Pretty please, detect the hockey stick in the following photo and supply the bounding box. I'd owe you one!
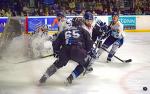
[41,54,54,58]
[14,54,54,64]
[100,47,132,63]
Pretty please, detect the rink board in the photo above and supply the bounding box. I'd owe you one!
[0,16,150,33]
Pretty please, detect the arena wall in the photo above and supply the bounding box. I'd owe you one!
[0,16,150,34]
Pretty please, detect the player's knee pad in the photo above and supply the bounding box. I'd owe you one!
[112,42,120,52]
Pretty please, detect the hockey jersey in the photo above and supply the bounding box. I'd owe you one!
[53,26,94,53]
[82,24,94,37]
[109,21,125,39]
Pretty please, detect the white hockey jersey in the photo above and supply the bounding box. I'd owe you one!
[110,21,125,38]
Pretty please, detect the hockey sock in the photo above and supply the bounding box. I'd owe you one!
[39,64,58,83]
[107,42,119,61]
[46,64,58,77]
[71,65,84,79]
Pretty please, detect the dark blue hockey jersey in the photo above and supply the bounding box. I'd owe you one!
[52,26,94,53]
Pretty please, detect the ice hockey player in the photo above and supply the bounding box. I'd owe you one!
[30,25,53,58]
[82,11,94,37]
[81,19,109,75]
[65,12,97,76]
[54,13,95,75]
[39,17,97,85]
[96,12,125,63]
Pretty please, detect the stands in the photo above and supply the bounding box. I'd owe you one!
[0,0,149,17]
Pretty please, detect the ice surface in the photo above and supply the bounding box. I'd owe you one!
[0,32,150,94]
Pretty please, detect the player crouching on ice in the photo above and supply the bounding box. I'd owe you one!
[30,25,53,58]
[96,12,125,63]
[39,17,97,85]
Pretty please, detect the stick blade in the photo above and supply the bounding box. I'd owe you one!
[125,59,132,63]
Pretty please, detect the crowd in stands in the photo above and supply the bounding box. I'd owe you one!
[0,0,150,17]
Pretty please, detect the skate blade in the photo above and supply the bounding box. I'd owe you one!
[37,81,46,86]
[64,80,71,86]
[83,68,93,76]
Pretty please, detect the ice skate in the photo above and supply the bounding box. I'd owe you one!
[64,75,73,86]
[39,74,48,85]
[83,66,93,76]
[107,58,112,63]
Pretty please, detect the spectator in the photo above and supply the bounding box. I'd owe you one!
[79,9,85,16]
[102,8,109,15]
[70,9,77,16]
[92,10,98,16]
[135,7,142,15]
[5,9,12,17]
[69,0,76,10]
[0,0,149,16]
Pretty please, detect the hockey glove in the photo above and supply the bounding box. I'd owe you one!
[96,20,104,27]
[95,20,110,37]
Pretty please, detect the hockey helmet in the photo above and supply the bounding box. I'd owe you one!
[83,12,93,20]
[112,12,119,17]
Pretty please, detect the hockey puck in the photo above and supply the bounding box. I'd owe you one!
[143,87,148,91]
